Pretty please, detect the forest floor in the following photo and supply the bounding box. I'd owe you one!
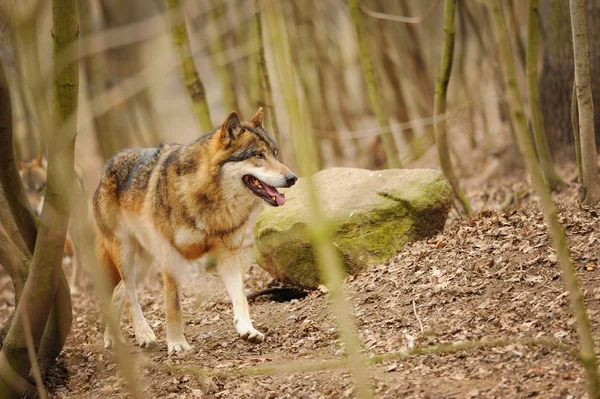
[2,151,600,398]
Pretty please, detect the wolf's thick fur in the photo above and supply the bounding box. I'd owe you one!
[93,109,296,354]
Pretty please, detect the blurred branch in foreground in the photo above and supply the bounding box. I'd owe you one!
[167,0,213,132]
[264,1,372,397]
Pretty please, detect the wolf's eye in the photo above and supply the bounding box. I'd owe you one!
[255,153,264,160]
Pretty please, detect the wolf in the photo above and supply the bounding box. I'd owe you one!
[18,155,84,292]
[93,108,297,354]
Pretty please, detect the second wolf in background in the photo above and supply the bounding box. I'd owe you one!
[18,155,88,293]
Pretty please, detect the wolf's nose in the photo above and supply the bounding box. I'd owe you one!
[285,173,298,187]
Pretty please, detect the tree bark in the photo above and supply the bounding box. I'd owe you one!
[208,1,239,114]
[79,0,120,161]
[370,0,423,160]
[434,0,472,216]
[488,2,600,397]
[348,0,402,169]
[526,0,564,191]
[254,3,281,146]
[569,0,600,205]
[0,0,77,394]
[166,0,213,132]
[539,0,600,154]
[0,59,38,254]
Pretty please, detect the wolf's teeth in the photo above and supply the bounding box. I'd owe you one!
[271,196,275,201]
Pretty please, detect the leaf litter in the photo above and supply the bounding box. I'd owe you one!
[0,165,599,398]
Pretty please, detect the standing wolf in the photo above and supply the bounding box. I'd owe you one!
[93,108,297,354]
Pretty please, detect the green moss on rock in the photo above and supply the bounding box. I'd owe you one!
[254,168,452,288]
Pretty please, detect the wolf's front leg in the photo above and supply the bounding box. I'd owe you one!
[163,270,192,354]
[217,249,264,343]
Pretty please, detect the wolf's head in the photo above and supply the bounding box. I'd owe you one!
[18,155,47,217]
[217,108,297,207]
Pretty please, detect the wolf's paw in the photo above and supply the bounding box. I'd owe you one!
[134,325,158,349]
[104,328,121,349]
[167,337,192,355]
[236,320,264,344]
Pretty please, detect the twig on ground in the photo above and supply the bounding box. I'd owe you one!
[147,336,577,379]
[412,300,424,333]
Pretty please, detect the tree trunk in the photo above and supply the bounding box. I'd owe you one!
[434,0,472,215]
[166,0,213,133]
[569,0,600,205]
[0,0,78,394]
[79,0,120,161]
[348,0,402,169]
[488,2,600,397]
[0,60,38,254]
[370,0,423,159]
[208,1,239,114]
[526,0,564,191]
[254,3,281,146]
[539,0,600,155]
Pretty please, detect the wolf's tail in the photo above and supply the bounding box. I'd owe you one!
[96,239,122,295]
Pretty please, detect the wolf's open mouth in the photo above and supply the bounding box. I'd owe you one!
[242,175,285,207]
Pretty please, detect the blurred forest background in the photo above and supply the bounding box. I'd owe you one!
[7,0,598,188]
[1,0,600,397]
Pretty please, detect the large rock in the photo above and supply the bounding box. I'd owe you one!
[254,168,452,288]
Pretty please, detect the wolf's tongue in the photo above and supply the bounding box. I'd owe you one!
[263,184,286,206]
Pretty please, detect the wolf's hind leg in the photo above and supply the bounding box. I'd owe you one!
[104,280,125,348]
[163,269,192,354]
[216,249,264,343]
[121,239,157,349]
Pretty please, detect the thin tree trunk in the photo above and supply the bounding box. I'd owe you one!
[166,0,213,133]
[526,0,564,191]
[254,5,281,147]
[488,2,600,397]
[0,0,78,394]
[0,189,29,270]
[78,0,120,161]
[372,0,423,160]
[12,7,48,159]
[348,0,402,169]
[457,0,477,149]
[434,0,472,216]
[208,2,239,113]
[570,0,600,205]
[0,52,38,255]
[0,227,27,300]
[572,83,584,181]
[505,0,527,72]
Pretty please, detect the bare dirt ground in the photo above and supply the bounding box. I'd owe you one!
[1,155,599,398]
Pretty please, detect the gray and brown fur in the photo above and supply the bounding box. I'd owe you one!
[94,108,296,354]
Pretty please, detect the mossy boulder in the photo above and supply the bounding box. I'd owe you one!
[253,167,452,288]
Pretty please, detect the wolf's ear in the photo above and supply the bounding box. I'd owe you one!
[221,111,244,147]
[34,154,47,168]
[249,107,264,128]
